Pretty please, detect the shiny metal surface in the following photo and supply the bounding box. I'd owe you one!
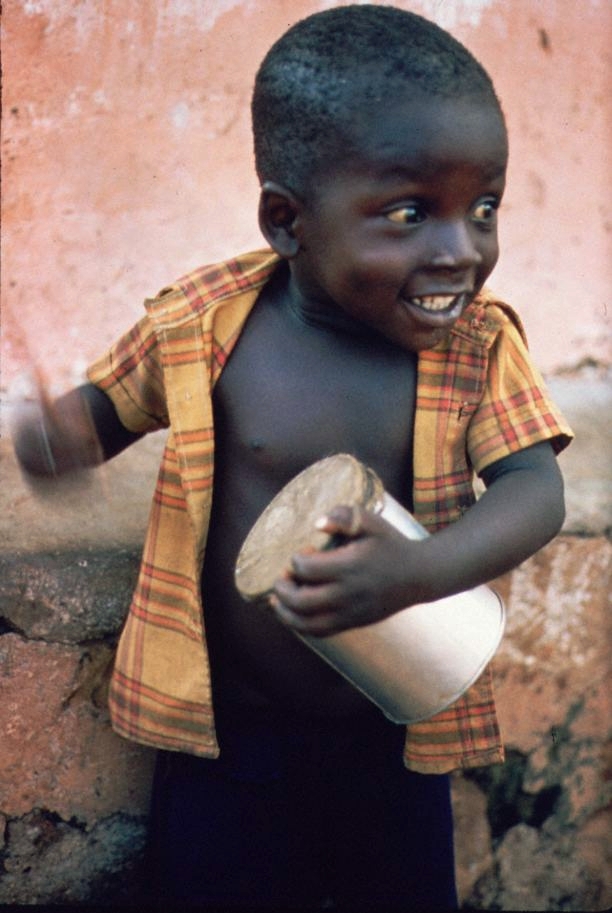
[235,456,505,723]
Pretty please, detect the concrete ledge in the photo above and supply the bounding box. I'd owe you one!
[549,364,612,537]
[0,548,139,643]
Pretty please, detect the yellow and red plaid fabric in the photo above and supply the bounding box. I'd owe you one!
[87,249,572,773]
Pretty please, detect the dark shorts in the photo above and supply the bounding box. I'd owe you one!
[145,701,458,911]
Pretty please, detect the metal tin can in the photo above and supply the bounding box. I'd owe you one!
[235,454,505,723]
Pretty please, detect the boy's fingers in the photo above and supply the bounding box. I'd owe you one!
[315,504,365,538]
[289,506,385,581]
[268,593,342,636]
[288,536,366,582]
[272,575,343,614]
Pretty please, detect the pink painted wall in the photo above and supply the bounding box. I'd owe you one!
[2,0,611,394]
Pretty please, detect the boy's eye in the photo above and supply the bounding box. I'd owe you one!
[386,204,426,225]
[472,198,499,225]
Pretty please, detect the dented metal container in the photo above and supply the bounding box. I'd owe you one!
[235,454,505,723]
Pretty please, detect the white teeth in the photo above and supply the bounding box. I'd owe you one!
[410,295,457,312]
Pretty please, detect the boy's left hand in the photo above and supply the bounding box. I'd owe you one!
[271,441,567,638]
[271,441,564,637]
[270,505,428,637]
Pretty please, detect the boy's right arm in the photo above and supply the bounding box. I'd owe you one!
[12,382,143,478]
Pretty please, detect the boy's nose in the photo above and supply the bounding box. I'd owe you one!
[427,220,483,271]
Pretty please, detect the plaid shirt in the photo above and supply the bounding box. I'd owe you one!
[88,249,572,773]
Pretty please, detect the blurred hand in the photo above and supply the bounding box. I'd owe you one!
[11,369,103,480]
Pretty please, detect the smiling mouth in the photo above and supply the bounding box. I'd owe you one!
[408,294,463,313]
[399,292,472,330]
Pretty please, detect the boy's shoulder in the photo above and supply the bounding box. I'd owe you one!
[451,288,528,350]
[144,249,281,328]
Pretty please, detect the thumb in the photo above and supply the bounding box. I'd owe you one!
[315,503,365,539]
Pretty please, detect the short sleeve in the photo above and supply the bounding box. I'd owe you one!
[86,314,169,434]
[468,307,573,476]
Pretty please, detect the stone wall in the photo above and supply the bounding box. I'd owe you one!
[0,436,163,905]
[451,364,612,911]
[454,538,611,910]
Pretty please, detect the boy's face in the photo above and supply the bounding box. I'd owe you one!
[289,93,508,352]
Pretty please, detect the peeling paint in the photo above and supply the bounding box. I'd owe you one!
[21,0,45,15]
[502,537,612,672]
[170,100,190,131]
[416,0,496,29]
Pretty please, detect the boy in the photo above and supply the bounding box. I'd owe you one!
[13,5,572,910]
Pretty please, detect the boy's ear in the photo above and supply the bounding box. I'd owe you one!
[258,181,302,258]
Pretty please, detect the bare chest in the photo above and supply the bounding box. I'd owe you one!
[202,292,418,715]
[212,295,418,506]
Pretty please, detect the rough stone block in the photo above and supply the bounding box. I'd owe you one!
[0,634,155,902]
[0,548,140,642]
[453,534,612,911]
[0,634,154,821]
[0,810,147,905]
[549,364,612,537]
[451,776,493,904]
[470,823,605,912]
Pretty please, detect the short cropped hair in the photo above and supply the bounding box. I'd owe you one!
[252,4,503,195]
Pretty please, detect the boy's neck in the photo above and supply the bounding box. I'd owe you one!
[283,265,378,342]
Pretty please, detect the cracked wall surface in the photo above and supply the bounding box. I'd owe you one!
[453,531,612,910]
[1,0,611,908]
[0,810,147,906]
